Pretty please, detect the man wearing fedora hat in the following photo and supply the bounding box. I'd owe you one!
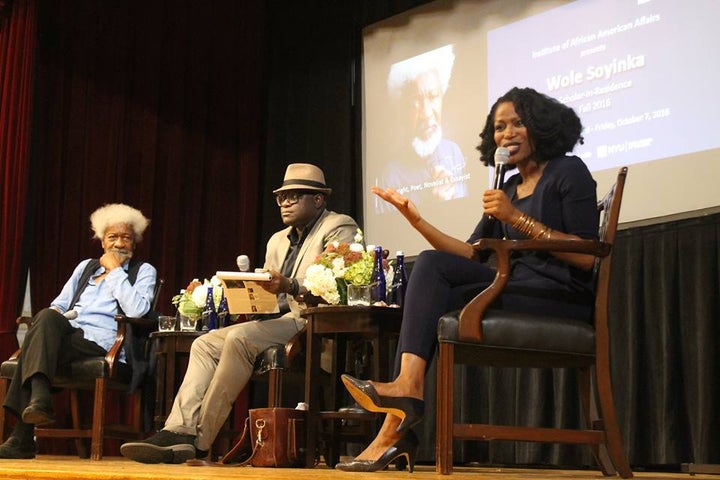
[121,163,359,464]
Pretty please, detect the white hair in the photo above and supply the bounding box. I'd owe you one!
[387,44,455,99]
[90,203,150,242]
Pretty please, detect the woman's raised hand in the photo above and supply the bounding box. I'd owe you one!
[371,186,422,227]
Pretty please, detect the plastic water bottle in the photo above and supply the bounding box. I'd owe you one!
[201,286,217,330]
[370,245,386,303]
[389,251,407,308]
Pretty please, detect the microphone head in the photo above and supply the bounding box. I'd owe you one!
[495,147,510,165]
[494,146,510,165]
[236,255,250,272]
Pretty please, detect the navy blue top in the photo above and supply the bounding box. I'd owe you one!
[468,155,599,295]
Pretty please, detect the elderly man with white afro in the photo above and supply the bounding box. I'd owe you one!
[0,202,157,460]
[90,203,150,242]
[386,44,455,99]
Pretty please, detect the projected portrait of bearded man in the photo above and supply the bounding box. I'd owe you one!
[374,45,468,213]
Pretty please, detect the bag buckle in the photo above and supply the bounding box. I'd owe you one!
[255,418,266,446]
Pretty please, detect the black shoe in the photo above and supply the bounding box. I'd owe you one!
[0,436,36,459]
[335,430,419,472]
[120,430,196,464]
[21,399,56,425]
[341,374,424,433]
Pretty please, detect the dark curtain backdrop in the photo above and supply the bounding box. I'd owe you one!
[27,0,266,317]
[1,0,266,455]
[1,0,718,469]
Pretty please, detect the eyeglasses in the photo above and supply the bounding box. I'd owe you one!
[275,191,313,206]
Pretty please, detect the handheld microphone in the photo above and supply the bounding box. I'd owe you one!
[492,146,510,190]
[479,147,511,239]
[236,255,250,272]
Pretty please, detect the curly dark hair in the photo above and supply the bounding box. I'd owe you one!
[476,87,584,166]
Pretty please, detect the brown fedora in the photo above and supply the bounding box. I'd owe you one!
[273,163,332,195]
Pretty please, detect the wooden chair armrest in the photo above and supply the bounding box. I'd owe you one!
[7,317,33,360]
[472,237,611,258]
[284,325,307,366]
[457,238,611,343]
[104,314,158,377]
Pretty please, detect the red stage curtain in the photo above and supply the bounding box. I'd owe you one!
[0,0,36,359]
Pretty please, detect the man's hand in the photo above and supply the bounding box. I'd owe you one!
[259,269,292,294]
[99,250,129,272]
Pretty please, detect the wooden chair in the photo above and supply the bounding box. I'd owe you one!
[251,326,307,407]
[435,167,632,477]
[0,279,163,460]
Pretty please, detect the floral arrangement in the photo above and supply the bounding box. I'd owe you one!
[171,276,223,320]
[303,229,376,305]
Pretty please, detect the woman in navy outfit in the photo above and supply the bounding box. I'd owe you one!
[337,87,599,472]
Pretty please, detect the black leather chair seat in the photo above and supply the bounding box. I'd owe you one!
[438,308,595,368]
[1,357,133,389]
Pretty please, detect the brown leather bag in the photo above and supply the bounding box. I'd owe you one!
[220,407,306,468]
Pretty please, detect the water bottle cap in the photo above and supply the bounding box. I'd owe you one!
[396,251,404,256]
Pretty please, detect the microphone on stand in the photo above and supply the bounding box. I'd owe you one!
[479,146,511,238]
[236,255,251,272]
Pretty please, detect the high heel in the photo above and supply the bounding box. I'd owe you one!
[335,429,419,472]
[341,374,424,433]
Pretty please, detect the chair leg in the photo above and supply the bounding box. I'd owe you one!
[579,368,616,476]
[90,378,107,461]
[436,343,454,475]
[69,389,89,458]
[595,360,633,478]
[0,378,9,442]
[267,368,282,408]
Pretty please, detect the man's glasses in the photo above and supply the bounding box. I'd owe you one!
[275,191,313,206]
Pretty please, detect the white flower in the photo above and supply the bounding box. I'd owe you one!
[191,284,209,308]
[303,264,341,305]
[331,256,347,277]
[354,228,364,244]
[349,243,364,253]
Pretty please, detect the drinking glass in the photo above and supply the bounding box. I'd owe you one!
[158,315,177,332]
[347,284,372,306]
[179,314,198,332]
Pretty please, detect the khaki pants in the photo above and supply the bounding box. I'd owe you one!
[164,315,304,450]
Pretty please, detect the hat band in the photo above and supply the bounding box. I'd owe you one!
[280,178,328,189]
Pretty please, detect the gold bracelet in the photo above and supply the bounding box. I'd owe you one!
[533,225,547,239]
[512,213,527,231]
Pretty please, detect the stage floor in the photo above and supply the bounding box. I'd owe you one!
[0,457,714,480]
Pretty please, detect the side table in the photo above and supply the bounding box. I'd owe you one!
[301,305,402,468]
[149,330,203,430]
